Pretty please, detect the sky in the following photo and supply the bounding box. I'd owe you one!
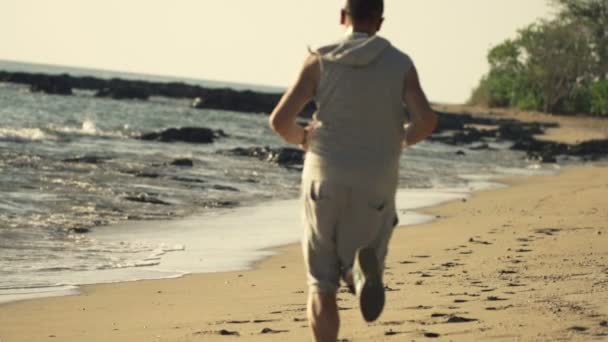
[2,0,555,103]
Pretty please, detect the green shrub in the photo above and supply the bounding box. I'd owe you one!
[590,80,608,116]
[515,92,543,111]
[558,85,592,114]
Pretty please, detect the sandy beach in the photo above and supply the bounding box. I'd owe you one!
[1,112,608,341]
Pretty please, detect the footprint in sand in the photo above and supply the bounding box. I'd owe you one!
[515,249,533,253]
[431,313,449,318]
[535,228,562,237]
[218,329,240,336]
[385,329,404,336]
[260,327,289,334]
[499,269,519,275]
[486,305,514,311]
[445,315,478,323]
[382,321,406,326]
[399,260,417,264]
[405,305,433,310]
[424,332,441,338]
[469,238,492,245]
[252,319,279,324]
[568,326,589,333]
[384,285,400,292]
[508,283,526,287]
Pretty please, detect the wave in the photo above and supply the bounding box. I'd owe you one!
[0,120,132,143]
[48,119,131,139]
[0,127,57,142]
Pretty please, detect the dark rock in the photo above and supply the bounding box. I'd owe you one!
[203,201,238,209]
[124,193,171,206]
[219,147,304,168]
[95,85,149,100]
[170,159,194,167]
[63,155,110,164]
[456,150,466,156]
[212,185,239,192]
[140,127,225,144]
[29,75,73,95]
[69,227,91,234]
[498,122,543,140]
[172,176,205,184]
[135,172,161,179]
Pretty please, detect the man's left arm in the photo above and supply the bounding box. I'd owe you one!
[269,54,320,147]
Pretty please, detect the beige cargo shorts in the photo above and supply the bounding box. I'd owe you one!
[301,177,399,294]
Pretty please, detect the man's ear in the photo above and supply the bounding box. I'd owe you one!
[340,9,347,25]
[377,17,385,31]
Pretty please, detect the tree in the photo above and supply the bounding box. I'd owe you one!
[517,20,594,112]
[553,0,608,80]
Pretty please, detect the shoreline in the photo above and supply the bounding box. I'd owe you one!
[1,163,606,341]
[0,174,507,305]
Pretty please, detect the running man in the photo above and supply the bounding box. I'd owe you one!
[269,1,437,340]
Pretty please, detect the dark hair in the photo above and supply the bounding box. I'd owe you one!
[345,0,384,21]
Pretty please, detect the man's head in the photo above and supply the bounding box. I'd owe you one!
[341,0,384,33]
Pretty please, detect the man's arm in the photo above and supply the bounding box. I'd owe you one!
[269,54,320,147]
[402,66,438,147]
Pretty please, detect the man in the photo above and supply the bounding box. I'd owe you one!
[269,0,437,341]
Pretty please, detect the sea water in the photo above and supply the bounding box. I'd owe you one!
[0,60,553,303]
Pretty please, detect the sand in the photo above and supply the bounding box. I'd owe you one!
[1,112,608,341]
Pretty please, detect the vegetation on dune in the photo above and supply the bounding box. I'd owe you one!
[469,0,608,116]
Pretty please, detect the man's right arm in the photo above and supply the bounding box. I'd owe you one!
[402,66,437,147]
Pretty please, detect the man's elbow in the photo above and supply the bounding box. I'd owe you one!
[418,110,437,138]
[269,114,286,135]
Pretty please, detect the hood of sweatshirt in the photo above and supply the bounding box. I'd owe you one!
[317,32,391,67]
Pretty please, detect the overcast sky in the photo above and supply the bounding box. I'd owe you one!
[2,0,554,103]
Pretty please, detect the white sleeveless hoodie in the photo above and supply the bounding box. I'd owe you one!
[304,32,413,194]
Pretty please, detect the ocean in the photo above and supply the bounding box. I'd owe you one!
[0,60,552,303]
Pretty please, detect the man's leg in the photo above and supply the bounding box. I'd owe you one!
[307,291,339,342]
[301,178,343,341]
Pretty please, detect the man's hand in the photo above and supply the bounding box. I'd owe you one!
[269,54,321,148]
[402,66,437,147]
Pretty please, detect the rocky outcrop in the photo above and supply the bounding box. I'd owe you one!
[218,147,304,169]
[95,85,149,100]
[28,75,73,95]
[0,70,318,116]
[511,137,608,163]
[139,127,227,144]
[430,111,608,163]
